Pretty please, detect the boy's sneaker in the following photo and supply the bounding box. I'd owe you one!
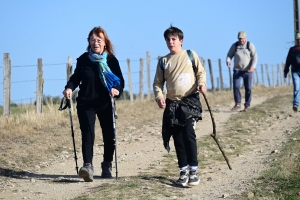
[175,170,189,186]
[293,105,298,112]
[188,169,200,186]
[79,163,93,182]
[101,162,112,178]
[231,103,241,112]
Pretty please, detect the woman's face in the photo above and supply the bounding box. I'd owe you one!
[89,33,106,54]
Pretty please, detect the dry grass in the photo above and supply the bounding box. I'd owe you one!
[235,129,300,199]
[0,102,72,169]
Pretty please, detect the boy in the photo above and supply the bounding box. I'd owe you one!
[153,25,207,186]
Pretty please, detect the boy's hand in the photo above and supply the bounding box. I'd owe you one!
[157,98,166,109]
[197,85,207,94]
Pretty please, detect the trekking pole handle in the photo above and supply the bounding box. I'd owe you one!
[58,97,71,111]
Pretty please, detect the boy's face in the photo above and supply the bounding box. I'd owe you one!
[165,34,183,54]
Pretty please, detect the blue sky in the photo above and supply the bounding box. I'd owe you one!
[0,0,295,104]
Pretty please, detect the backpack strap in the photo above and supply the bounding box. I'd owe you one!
[187,50,196,75]
[247,41,250,51]
[159,50,197,81]
[158,56,165,81]
[234,41,239,52]
[235,41,251,52]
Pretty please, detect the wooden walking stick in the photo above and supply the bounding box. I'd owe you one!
[202,93,232,170]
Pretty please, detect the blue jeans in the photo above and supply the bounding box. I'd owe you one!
[233,70,253,107]
[292,71,300,107]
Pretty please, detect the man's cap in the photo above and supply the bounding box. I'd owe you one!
[296,33,300,40]
[238,31,246,39]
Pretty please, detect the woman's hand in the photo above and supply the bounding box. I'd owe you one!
[63,88,72,99]
[110,88,119,97]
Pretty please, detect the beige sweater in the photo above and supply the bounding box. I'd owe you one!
[153,49,206,101]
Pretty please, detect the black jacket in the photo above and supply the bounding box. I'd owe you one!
[65,52,125,105]
[162,93,202,152]
[284,45,300,75]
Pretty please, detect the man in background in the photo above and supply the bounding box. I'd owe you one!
[226,31,258,112]
[284,33,300,112]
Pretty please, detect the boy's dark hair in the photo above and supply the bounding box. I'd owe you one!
[163,25,184,40]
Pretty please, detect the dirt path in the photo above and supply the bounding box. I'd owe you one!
[0,93,297,200]
[180,94,299,199]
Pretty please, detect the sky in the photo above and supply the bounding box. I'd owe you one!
[0,0,295,105]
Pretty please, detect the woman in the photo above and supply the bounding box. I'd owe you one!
[63,26,124,182]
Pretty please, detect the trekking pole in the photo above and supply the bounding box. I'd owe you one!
[110,95,118,180]
[59,97,79,174]
[201,93,232,170]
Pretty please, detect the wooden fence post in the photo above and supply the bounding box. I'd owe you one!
[67,56,72,80]
[36,58,44,114]
[207,59,215,93]
[252,70,255,86]
[127,59,133,104]
[3,53,11,117]
[146,51,151,100]
[277,64,280,86]
[278,64,283,86]
[272,64,275,87]
[255,69,259,86]
[261,64,264,86]
[265,64,271,87]
[218,59,224,90]
[139,58,144,100]
[282,63,286,86]
[66,56,73,111]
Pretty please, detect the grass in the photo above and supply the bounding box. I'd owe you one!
[234,128,300,199]
[0,85,299,199]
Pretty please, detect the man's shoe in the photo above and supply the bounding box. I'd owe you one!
[231,103,241,112]
[79,163,93,182]
[293,105,298,112]
[188,169,200,186]
[175,170,189,186]
[242,106,248,112]
[101,162,112,178]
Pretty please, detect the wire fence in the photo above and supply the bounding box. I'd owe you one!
[0,52,289,106]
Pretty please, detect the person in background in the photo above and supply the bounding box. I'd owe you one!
[284,33,300,112]
[153,25,207,186]
[226,31,258,112]
[63,26,124,182]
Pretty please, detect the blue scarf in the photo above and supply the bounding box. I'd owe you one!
[88,49,120,92]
